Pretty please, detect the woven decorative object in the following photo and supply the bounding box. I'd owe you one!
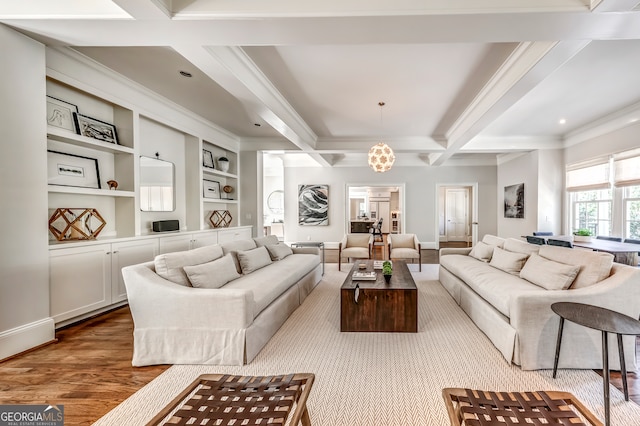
[147,374,315,426]
[209,210,232,228]
[48,208,106,241]
[442,388,603,426]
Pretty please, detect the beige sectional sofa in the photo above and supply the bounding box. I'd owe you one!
[439,235,640,371]
[122,235,322,366]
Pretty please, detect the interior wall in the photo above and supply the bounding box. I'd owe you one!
[240,151,259,236]
[138,117,187,233]
[497,152,539,238]
[536,149,564,234]
[282,165,497,245]
[0,26,54,358]
[565,122,640,165]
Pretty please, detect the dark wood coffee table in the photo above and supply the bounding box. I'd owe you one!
[340,260,417,332]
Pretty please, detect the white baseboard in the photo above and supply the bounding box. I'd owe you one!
[0,317,55,360]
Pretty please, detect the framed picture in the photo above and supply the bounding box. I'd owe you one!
[298,184,329,226]
[47,150,101,189]
[46,96,79,133]
[74,113,118,144]
[203,179,221,199]
[203,149,215,169]
[504,183,524,218]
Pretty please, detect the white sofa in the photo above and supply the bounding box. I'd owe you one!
[122,235,322,366]
[439,235,640,371]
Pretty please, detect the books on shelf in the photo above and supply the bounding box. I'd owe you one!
[352,271,376,281]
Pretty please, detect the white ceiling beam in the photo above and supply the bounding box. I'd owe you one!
[5,11,640,47]
[462,136,563,152]
[431,39,590,166]
[591,0,640,12]
[316,137,444,152]
[111,0,173,19]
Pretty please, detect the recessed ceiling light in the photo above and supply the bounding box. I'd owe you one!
[558,118,567,125]
[179,70,192,78]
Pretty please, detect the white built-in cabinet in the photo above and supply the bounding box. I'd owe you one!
[45,68,250,327]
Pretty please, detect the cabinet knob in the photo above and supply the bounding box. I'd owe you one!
[106,252,111,255]
[113,251,118,254]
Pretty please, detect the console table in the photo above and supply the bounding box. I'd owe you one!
[551,302,640,426]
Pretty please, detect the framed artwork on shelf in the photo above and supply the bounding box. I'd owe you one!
[203,149,215,169]
[47,150,101,189]
[46,96,79,133]
[73,113,118,144]
[203,179,221,199]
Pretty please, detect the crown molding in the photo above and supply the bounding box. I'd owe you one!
[562,100,640,147]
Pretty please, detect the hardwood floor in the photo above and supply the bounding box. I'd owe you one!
[0,307,169,425]
[1,302,639,425]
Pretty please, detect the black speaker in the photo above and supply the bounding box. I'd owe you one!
[152,220,180,232]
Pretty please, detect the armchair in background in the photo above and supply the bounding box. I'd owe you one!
[388,233,422,271]
[338,234,373,271]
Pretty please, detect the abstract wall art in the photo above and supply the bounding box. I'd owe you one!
[298,184,329,226]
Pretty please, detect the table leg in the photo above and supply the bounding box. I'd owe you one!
[617,333,629,401]
[301,405,312,426]
[553,317,565,379]
[602,331,610,426]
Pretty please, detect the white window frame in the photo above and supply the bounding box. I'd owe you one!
[570,190,613,236]
[623,186,640,240]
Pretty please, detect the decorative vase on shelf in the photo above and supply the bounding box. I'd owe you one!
[217,157,230,173]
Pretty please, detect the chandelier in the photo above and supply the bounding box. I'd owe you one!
[367,102,395,173]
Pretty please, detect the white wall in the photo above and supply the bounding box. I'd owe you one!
[0,26,54,359]
[282,165,497,245]
[497,153,538,238]
[565,122,640,165]
[138,117,187,232]
[537,149,564,234]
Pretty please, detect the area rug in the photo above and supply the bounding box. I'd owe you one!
[96,264,640,425]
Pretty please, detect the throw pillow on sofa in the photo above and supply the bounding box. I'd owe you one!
[237,246,273,274]
[489,247,529,275]
[503,238,541,255]
[183,254,241,289]
[469,241,494,262]
[266,243,293,261]
[482,234,506,248]
[154,244,224,287]
[519,253,580,290]
[537,245,613,289]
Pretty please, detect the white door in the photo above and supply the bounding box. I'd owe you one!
[445,188,468,241]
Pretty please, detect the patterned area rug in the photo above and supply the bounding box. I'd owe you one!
[96,264,640,425]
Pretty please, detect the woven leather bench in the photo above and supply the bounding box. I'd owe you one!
[442,388,603,426]
[147,373,315,426]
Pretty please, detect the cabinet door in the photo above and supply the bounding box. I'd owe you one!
[50,244,112,324]
[190,231,218,248]
[218,227,252,243]
[158,234,192,254]
[111,239,159,302]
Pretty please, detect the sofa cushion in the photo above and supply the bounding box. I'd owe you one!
[503,238,541,256]
[266,243,293,261]
[390,247,419,259]
[224,253,320,317]
[482,234,506,248]
[222,239,258,273]
[391,234,415,248]
[519,253,580,290]
[254,235,279,247]
[538,245,614,289]
[154,244,224,286]
[183,254,241,289]
[440,254,543,317]
[489,247,529,275]
[237,246,272,274]
[469,241,494,262]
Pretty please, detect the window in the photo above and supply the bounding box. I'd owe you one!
[624,186,640,240]
[571,189,612,236]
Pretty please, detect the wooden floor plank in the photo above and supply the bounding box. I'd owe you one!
[1,299,638,425]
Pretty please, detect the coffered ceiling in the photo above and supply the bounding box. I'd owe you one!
[3,0,640,167]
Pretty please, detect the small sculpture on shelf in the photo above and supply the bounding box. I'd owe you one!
[107,180,118,190]
[217,156,230,173]
[209,210,233,228]
[223,185,234,199]
[48,208,106,241]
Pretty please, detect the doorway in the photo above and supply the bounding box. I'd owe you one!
[436,183,478,248]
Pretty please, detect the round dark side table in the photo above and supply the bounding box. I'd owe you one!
[551,302,640,426]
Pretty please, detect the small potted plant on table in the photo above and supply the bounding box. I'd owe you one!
[382,260,392,284]
[573,228,592,242]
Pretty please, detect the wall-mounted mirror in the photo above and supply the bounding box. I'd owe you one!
[139,156,175,212]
